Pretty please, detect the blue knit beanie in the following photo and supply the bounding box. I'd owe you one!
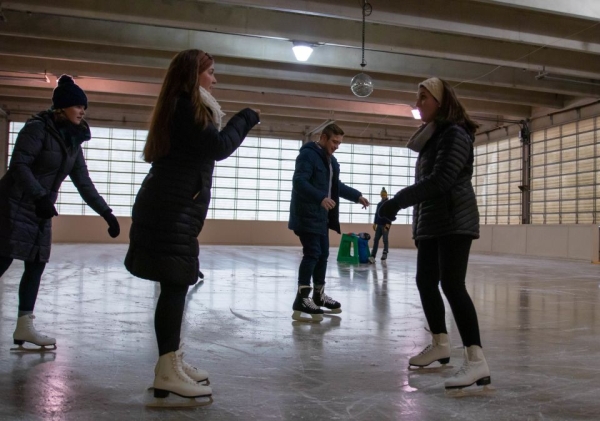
[52,75,88,110]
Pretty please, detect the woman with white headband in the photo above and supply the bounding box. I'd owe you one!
[379,77,489,392]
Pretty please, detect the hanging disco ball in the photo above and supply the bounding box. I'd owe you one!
[350,72,374,97]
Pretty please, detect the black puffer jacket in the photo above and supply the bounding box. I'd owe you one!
[395,122,479,240]
[124,96,260,286]
[0,112,111,262]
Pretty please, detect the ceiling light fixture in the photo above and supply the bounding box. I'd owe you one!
[292,42,314,62]
[350,0,373,97]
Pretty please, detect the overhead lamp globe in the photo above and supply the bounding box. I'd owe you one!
[292,43,314,62]
[350,72,374,97]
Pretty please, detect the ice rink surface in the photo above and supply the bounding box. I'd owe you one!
[1,244,599,420]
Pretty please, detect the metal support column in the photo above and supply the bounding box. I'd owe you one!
[518,120,531,224]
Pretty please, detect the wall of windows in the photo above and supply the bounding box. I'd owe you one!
[530,117,599,224]
[8,122,417,223]
[336,143,416,224]
[473,136,523,224]
[8,123,150,217]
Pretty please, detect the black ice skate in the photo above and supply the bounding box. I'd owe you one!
[313,285,342,314]
[292,286,324,323]
[381,251,388,261]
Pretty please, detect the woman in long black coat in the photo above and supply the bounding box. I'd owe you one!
[0,75,120,350]
[380,77,490,392]
[124,49,260,402]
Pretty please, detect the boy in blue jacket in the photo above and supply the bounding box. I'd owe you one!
[288,124,369,322]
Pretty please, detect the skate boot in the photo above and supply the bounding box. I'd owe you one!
[12,314,57,351]
[381,251,388,261]
[368,255,375,264]
[313,284,342,314]
[292,285,324,323]
[155,346,209,385]
[151,349,213,406]
[408,333,450,368]
[445,345,491,392]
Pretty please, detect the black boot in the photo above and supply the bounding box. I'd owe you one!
[313,285,342,314]
[292,286,324,322]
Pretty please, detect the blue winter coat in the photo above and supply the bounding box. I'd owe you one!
[288,142,362,235]
[0,112,111,262]
[124,95,260,286]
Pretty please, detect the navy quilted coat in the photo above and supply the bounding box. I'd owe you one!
[395,122,480,240]
[124,96,260,286]
[288,141,362,235]
[0,112,111,262]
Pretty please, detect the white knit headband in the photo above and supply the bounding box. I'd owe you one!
[418,77,444,104]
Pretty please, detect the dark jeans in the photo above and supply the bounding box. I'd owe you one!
[371,225,389,257]
[416,235,482,347]
[295,231,329,287]
[0,256,47,313]
[155,282,189,356]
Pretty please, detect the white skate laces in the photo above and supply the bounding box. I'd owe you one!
[26,315,50,339]
[320,293,337,306]
[416,344,433,356]
[171,351,196,385]
[303,297,321,310]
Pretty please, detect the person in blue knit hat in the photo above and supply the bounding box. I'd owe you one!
[0,74,120,351]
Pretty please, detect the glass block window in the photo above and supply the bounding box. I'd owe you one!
[473,136,523,224]
[8,123,417,223]
[530,117,599,224]
[335,143,417,224]
[209,136,302,221]
[8,123,150,216]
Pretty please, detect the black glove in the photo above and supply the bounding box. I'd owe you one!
[102,210,120,238]
[35,195,58,219]
[378,197,402,222]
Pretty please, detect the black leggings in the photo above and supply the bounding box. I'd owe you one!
[416,235,482,347]
[155,282,189,356]
[0,256,47,313]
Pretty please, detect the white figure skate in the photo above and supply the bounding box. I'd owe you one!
[445,345,494,397]
[12,314,57,352]
[408,333,451,372]
[146,350,213,408]
[153,351,209,385]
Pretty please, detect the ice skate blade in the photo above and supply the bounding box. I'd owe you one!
[291,311,323,323]
[408,363,452,373]
[146,395,213,408]
[11,343,57,352]
[445,385,495,398]
[322,308,342,314]
[147,378,210,391]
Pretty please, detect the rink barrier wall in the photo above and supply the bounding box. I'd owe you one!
[51,216,600,262]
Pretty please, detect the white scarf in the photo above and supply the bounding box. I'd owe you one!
[199,86,226,130]
[406,122,437,152]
